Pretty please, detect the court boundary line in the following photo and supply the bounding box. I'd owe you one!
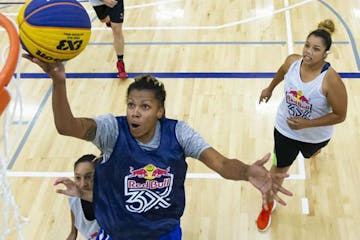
[6,85,52,169]
[2,0,358,69]
[15,72,360,79]
[319,0,360,71]
[284,0,294,54]
[6,167,304,180]
[86,41,350,45]
[94,0,314,31]
[1,0,314,30]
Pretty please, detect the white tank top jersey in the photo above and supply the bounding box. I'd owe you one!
[68,197,100,240]
[275,58,333,143]
[89,0,104,7]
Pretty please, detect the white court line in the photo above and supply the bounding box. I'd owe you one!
[295,154,309,215]
[5,171,304,179]
[284,0,295,54]
[0,0,313,32]
[93,0,314,31]
[85,0,181,15]
[6,155,305,179]
[5,171,222,178]
[6,171,223,178]
[0,0,181,17]
[126,0,181,9]
[301,197,309,214]
[291,152,306,180]
[7,155,309,214]
[283,0,308,209]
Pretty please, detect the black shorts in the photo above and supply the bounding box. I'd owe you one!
[273,128,330,168]
[93,1,124,23]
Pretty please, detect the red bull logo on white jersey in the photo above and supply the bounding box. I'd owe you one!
[286,89,312,119]
[89,231,99,240]
[124,164,174,213]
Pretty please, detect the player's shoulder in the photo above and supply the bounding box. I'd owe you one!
[282,54,301,72]
[286,53,302,62]
[324,66,342,85]
[285,54,301,65]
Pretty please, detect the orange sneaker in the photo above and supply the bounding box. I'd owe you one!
[256,200,277,232]
[116,60,128,79]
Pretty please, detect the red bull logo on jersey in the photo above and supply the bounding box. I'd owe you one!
[129,164,170,180]
[124,164,174,213]
[286,89,312,119]
[88,231,98,240]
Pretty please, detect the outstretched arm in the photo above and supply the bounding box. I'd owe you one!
[54,177,93,202]
[199,148,292,209]
[22,54,97,141]
[259,54,301,103]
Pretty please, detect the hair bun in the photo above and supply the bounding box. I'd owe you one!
[318,19,335,34]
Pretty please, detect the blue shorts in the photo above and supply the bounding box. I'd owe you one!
[96,224,182,240]
[160,224,182,240]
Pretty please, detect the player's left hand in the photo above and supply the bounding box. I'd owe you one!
[54,177,81,197]
[248,153,293,210]
[287,116,308,130]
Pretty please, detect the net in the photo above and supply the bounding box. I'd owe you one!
[0,13,27,240]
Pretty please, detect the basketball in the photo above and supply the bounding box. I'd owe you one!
[16,0,91,63]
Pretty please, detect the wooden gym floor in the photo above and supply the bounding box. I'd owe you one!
[1,0,360,239]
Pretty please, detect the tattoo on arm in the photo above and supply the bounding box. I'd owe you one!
[80,118,97,141]
[84,126,96,141]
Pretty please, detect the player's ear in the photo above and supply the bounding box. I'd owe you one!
[157,106,165,119]
[324,50,330,58]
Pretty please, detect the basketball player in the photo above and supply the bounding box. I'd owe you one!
[62,154,100,240]
[25,54,292,239]
[89,0,127,79]
[257,19,347,232]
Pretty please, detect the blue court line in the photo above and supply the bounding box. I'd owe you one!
[11,121,29,125]
[17,72,360,79]
[7,85,53,169]
[294,41,349,45]
[319,0,360,71]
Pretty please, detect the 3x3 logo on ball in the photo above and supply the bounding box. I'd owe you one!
[56,39,84,51]
[35,39,84,62]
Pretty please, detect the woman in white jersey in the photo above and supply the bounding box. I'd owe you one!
[62,154,100,240]
[256,19,348,232]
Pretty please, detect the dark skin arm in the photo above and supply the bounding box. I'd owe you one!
[66,211,78,240]
[259,54,301,103]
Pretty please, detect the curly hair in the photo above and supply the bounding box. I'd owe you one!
[127,74,166,107]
